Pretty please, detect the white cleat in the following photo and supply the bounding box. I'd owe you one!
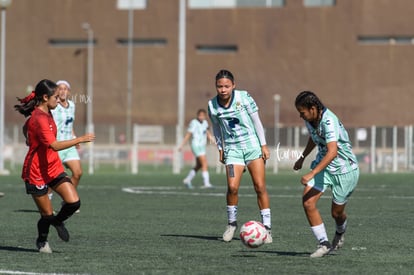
[331,232,345,251]
[201,183,214,189]
[264,229,273,244]
[310,241,331,258]
[36,240,52,254]
[222,224,237,242]
[183,179,193,189]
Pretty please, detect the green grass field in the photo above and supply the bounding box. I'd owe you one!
[0,168,413,275]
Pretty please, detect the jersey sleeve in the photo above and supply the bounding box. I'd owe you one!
[36,114,56,146]
[322,115,339,143]
[187,119,196,133]
[243,92,259,114]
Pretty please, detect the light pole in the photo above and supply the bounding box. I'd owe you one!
[0,0,11,176]
[173,0,186,174]
[273,94,281,174]
[82,22,94,174]
[126,5,134,145]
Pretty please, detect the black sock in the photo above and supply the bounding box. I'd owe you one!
[54,200,81,224]
[37,215,54,242]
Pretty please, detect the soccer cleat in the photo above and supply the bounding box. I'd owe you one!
[53,222,70,242]
[264,227,273,244]
[36,239,52,253]
[75,209,81,214]
[310,241,331,258]
[222,223,237,242]
[331,231,345,251]
[183,179,194,189]
[201,183,214,189]
[0,192,4,197]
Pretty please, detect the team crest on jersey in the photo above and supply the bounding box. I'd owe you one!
[235,101,242,111]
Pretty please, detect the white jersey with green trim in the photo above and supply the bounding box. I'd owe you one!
[187,119,208,147]
[208,90,261,150]
[306,108,358,174]
[51,100,76,141]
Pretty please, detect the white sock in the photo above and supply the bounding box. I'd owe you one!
[202,171,210,185]
[260,208,271,229]
[311,223,328,243]
[184,169,196,182]
[227,205,237,224]
[336,219,347,234]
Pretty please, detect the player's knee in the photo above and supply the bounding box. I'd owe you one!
[227,186,238,196]
[65,200,81,214]
[331,209,345,220]
[253,183,267,196]
[302,198,317,212]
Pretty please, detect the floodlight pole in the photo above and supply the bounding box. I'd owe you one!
[173,0,186,174]
[82,22,94,174]
[0,0,11,175]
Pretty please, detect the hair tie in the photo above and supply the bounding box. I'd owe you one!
[20,91,36,104]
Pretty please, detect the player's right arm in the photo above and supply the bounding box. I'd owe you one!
[293,136,316,171]
[178,132,192,151]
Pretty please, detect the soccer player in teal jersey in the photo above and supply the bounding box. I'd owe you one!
[179,109,214,189]
[51,80,82,190]
[208,69,272,244]
[293,91,359,258]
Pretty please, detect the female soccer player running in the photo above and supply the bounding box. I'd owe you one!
[293,91,359,258]
[179,109,214,189]
[15,79,95,253]
[208,69,272,243]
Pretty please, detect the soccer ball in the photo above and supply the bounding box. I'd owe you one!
[239,220,268,248]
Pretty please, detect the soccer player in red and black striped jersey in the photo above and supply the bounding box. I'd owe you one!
[15,79,95,253]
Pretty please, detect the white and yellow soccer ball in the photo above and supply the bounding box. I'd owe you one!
[239,220,268,248]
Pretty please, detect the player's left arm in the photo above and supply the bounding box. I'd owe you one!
[301,141,338,184]
[300,118,339,185]
[250,111,270,161]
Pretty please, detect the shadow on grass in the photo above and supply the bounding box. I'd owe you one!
[161,234,238,242]
[234,250,310,257]
[14,209,38,213]
[0,246,38,253]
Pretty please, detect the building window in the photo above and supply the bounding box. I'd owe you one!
[358,36,414,45]
[49,39,97,47]
[117,0,147,10]
[196,45,238,54]
[303,0,335,7]
[116,38,167,47]
[189,0,284,9]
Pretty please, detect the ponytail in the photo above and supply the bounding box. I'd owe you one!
[14,79,57,117]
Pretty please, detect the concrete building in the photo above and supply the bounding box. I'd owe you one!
[4,0,414,143]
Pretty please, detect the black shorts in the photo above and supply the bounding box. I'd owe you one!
[25,172,71,196]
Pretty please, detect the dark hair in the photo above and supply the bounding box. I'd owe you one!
[215,69,235,84]
[295,91,325,113]
[197,108,207,115]
[14,79,57,117]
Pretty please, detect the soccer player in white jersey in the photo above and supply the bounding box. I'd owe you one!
[208,69,272,243]
[51,80,83,191]
[179,109,214,189]
[293,91,359,258]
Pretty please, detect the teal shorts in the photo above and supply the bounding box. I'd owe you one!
[307,168,359,205]
[58,146,80,163]
[191,145,206,157]
[224,147,262,166]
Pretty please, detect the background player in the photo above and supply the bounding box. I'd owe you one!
[51,80,82,190]
[293,91,359,258]
[208,69,272,243]
[179,109,214,189]
[14,79,95,253]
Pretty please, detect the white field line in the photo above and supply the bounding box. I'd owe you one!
[0,270,89,275]
[121,186,414,199]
